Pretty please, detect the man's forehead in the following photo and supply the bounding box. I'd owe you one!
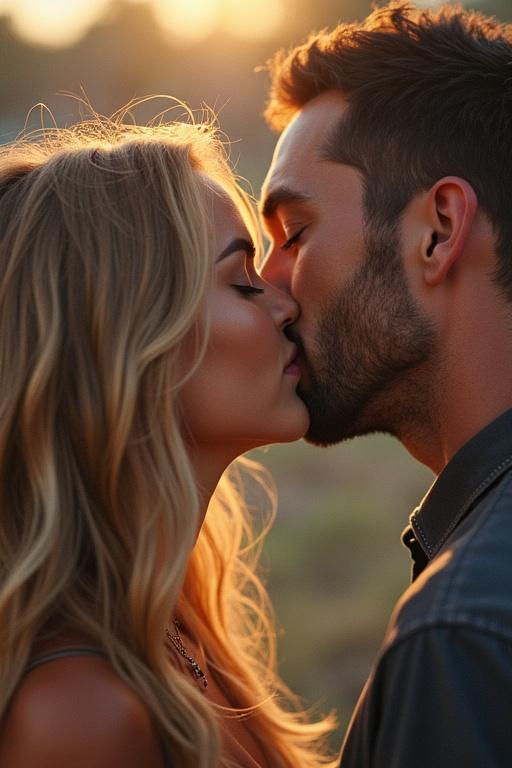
[262,90,348,205]
[280,91,347,154]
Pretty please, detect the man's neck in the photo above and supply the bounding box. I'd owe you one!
[400,360,512,475]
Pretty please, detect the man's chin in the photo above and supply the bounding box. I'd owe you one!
[303,431,343,448]
[302,398,392,446]
[303,413,356,446]
[297,371,389,444]
[304,421,389,447]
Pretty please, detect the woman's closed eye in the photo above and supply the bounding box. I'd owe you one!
[230,251,265,296]
[231,263,265,295]
[231,283,265,295]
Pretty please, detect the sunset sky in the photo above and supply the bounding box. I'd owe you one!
[0,0,287,47]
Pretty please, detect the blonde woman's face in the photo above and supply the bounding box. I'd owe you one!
[180,185,309,457]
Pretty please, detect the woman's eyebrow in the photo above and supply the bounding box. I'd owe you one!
[216,237,255,262]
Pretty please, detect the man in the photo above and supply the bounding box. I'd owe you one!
[260,2,512,766]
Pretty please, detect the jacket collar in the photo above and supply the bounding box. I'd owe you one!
[403,408,512,577]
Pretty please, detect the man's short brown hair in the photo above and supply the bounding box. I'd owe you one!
[265,1,512,298]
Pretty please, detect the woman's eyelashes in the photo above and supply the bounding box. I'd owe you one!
[281,225,308,251]
[231,284,265,295]
[230,255,265,295]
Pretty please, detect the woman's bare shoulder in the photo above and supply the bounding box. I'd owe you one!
[0,654,166,768]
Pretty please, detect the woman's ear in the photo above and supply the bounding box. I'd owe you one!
[421,177,478,286]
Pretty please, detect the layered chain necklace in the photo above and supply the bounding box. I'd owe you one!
[165,620,208,689]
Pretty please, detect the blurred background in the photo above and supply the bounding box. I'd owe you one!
[1,0,509,751]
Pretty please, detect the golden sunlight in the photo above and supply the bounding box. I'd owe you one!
[3,0,108,47]
[153,0,218,42]
[0,0,286,48]
[221,0,285,41]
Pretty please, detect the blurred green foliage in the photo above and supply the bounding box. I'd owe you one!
[0,0,508,748]
[253,437,431,741]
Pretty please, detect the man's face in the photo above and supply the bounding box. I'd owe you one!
[260,91,436,445]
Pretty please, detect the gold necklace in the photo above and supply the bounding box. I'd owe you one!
[165,620,208,689]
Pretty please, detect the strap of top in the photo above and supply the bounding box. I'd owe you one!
[24,645,173,767]
[25,646,108,673]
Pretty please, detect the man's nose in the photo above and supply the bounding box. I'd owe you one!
[260,247,293,295]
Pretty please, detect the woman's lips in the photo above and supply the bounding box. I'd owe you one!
[284,359,301,376]
[283,343,301,375]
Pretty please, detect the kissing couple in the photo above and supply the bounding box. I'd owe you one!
[1,2,511,767]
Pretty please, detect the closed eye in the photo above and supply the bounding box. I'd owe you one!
[281,225,308,251]
[231,284,265,295]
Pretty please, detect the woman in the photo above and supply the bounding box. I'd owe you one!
[0,108,335,767]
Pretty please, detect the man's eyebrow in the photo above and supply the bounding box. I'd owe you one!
[216,237,255,263]
[259,186,312,220]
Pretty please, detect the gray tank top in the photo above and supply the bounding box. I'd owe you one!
[25,647,173,767]
[26,646,107,672]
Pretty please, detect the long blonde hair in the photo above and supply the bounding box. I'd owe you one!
[0,103,336,767]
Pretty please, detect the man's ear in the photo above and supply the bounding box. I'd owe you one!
[421,177,478,286]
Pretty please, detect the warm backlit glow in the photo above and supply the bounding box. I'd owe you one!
[221,0,285,41]
[154,0,218,42]
[3,0,108,47]
[0,0,286,48]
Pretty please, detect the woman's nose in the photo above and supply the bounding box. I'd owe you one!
[266,281,300,329]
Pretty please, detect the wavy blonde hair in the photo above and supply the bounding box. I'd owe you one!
[0,101,336,767]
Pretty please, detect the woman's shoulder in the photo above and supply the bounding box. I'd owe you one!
[0,650,166,768]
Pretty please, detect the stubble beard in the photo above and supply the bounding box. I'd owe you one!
[293,222,437,447]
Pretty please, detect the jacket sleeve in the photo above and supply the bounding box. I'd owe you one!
[340,624,512,768]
